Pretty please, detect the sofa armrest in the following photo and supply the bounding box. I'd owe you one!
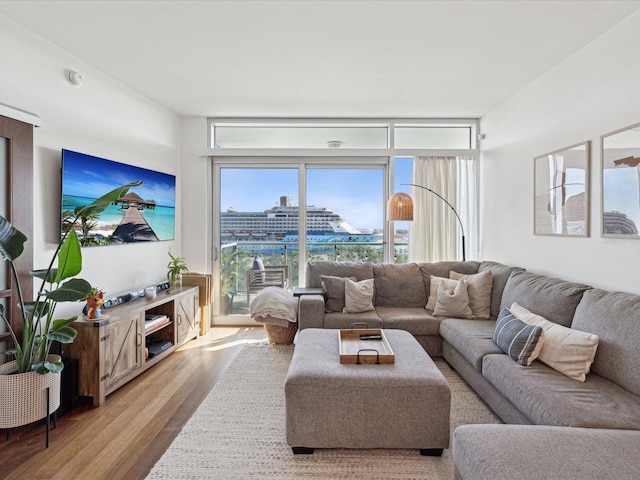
[298,295,325,330]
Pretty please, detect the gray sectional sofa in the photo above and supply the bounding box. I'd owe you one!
[298,260,640,478]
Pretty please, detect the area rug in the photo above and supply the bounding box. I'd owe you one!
[146,343,501,479]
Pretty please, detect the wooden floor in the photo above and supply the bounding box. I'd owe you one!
[0,326,267,480]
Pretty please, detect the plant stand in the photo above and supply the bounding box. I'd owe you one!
[0,355,62,449]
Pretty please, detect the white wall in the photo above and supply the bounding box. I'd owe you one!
[0,16,182,318]
[481,9,640,294]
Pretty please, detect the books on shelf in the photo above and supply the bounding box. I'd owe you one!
[145,314,170,333]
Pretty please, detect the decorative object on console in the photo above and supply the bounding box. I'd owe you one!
[0,182,140,446]
[601,122,640,238]
[167,251,188,288]
[534,141,590,237]
[82,287,105,319]
[387,183,466,260]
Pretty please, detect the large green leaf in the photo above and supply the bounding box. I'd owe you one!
[22,300,50,319]
[0,215,27,262]
[47,325,77,344]
[46,278,92,302]
[76,181,143,219]
[52,316,78,330]
[54,230,82,283]
[31,267,58,283]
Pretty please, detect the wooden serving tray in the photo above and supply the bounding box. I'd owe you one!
[339,329,395,364]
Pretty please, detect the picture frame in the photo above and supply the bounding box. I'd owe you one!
[533,141,590,237]
[601,122,640,238]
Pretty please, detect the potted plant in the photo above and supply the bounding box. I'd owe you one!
[0,181,141,437]
[167,252,188,287]
[219,248,249,314]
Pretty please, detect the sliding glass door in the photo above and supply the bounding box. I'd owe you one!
[214,160,386,321]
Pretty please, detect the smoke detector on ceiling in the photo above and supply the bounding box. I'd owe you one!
[67,70,84,87]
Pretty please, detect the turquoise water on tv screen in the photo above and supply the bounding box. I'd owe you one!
[62,195,176,241]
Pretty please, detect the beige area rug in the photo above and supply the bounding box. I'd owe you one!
[146,343,501,479]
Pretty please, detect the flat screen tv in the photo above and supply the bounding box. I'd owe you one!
[61,149,176,247]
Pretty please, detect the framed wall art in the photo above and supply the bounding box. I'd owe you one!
[601,122,640,238]
[534,141,590,236]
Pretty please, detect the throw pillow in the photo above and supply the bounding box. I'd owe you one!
[320,275,356,312]
[510,302,599,382]
[343,278,375,313]
[492,307,544,366]
[450,270,493,319]
[433,279,473,318]
[426,276,459,311]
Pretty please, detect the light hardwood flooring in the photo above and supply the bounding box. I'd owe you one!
[0,326,267,480]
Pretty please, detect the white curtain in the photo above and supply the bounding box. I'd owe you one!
[408,156,478,262]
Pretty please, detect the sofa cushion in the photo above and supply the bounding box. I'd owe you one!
[323,310,383,330]
[511,302,599,382]
[482,353,640,429]
[453,424,640,480]
[343,278,375,313]
[434,279,473,319]
[492,307,543,366]
[373,263,427,308]
[571,288,640,397]
[500,271,590,327]
[321,275,356,312]
[426,276,459,311]
[450,269,493,319]
[478,261,525,319]
[440,318,501,371]
[306,261,373,289]
[376,306,442,336]
[419,261,480,302]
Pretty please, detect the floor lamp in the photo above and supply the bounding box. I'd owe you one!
[387,183,466,261]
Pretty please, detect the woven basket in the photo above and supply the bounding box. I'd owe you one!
[264,322,298,345]
[0,355,62,429]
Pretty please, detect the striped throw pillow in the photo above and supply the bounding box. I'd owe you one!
[492,307,543,366]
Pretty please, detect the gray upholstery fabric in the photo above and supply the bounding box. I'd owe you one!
[376,306,441,336]
[297,295,326,330]
[443,341,529,424]
[478,261,525,319]
[320,275,355,312]
[306,261,373,289]
[500,271,590,327]
[572,288,640,397]
[323,310,383,329]
[453,424,640,480]
[440,319,501,371]
[285,329,450,450]
[373,263,427,308]
[482,353,640,429]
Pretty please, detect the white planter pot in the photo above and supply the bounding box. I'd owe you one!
[0,354,62,429]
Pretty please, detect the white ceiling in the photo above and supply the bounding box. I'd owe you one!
[1,0,639,119]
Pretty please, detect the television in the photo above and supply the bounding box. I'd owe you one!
[61,149,176,247]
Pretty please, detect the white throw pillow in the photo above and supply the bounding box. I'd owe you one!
[510,302,599,382]
[343,278,375,313]
[433,279,473,319]
[450,270,493,319]
[426,276,459,311]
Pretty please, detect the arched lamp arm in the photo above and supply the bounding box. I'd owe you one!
[403,183,466,261]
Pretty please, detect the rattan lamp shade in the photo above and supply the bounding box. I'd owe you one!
[387,192,414,221]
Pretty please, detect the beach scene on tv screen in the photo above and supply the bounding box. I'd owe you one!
[61,150,176,246]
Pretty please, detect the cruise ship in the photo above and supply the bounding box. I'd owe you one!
[221,196,382,243]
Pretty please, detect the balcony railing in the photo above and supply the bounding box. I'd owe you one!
[219,241,408,315]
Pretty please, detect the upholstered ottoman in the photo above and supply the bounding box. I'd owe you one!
[285,328,450,455]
